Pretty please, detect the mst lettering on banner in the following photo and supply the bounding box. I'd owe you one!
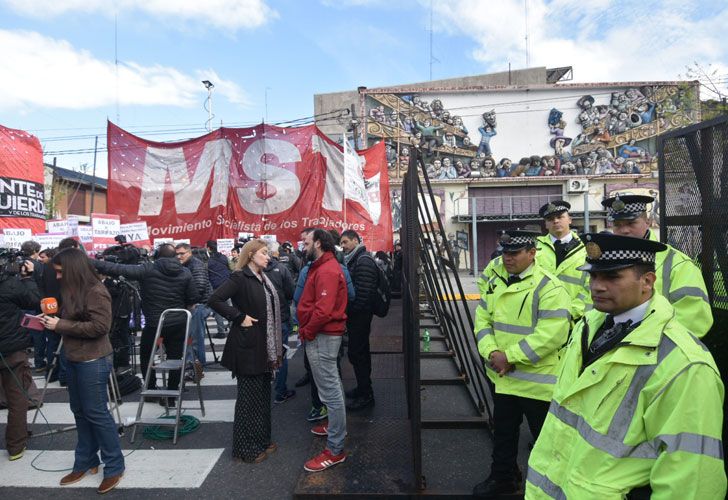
[107,122,393,250]
[0,177,44,219]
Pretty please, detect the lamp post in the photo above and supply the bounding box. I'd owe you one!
[202,80,214,132]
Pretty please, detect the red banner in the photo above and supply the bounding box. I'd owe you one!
[0,124,45,234]
[107,122,393,250]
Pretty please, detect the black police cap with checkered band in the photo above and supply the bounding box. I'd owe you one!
[601,194,654,221]
[576,232,666,272]
[499,230,540,253]
[538,200,571,219]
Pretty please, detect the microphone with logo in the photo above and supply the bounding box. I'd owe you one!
[41,297,59,317]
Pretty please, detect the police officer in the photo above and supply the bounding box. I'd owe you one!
[527,233,725,499]
[601,194,712,337]
[473,230,571,497]
[536,200,591,322]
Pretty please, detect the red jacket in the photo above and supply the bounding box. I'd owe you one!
[297,251,347,340]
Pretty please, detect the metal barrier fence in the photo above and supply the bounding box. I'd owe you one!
[402,147,492,491]
[657,114,728,464]
[658,115,728,310]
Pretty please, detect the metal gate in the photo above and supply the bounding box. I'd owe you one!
[401,147,492,492]
[657,114,728,462]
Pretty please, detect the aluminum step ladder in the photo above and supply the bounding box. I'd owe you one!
[130,308,205,444]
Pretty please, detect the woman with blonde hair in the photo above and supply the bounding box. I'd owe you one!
[208,239,282,463]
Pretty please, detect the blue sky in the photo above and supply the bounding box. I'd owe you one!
[1,0,726,175]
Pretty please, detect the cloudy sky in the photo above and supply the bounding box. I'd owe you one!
[1,0,726,174]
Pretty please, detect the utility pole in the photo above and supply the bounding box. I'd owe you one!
[89,136,98,214]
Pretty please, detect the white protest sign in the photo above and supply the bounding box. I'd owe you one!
[119,221,150,247]
[3,228,31,249]
[91,213,121,252]
[238,232,254,241]
[67,215,79,236]
[260,234,277,243]
[217,238,235,256]
[77,225,93,249]
[46,219,69,235]
[34,233,66,250]
[174,239,190,245]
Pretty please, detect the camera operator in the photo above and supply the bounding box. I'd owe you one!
[0,251,40,461]
[92,243,199,404]
[100,243,143,370]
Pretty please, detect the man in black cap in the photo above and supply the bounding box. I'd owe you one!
[527,232,725,498]
[473,230,571,497]
[536,200,591,322]
[601,194,712,337]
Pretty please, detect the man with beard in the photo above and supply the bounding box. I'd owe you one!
[298,229,348,472]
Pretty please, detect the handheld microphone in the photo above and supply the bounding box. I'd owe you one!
[41,297,59,316]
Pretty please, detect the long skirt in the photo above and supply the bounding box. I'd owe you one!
[233,373,272,461]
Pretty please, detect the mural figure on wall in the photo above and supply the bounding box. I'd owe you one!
[365,84,696,180]
[477,110,498,156]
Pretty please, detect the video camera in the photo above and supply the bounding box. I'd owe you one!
[0,248,28,277]
[99,244,143,265]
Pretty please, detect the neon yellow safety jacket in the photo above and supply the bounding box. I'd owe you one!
[536,232,591,322]
[648,230,713,337]
[526,293,726,499]
[474,261,572,402]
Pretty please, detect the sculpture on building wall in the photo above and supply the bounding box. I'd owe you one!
[415,119,444,155]
[477,110,498,157]
[441,157,458,179]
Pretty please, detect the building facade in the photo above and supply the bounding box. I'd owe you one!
[315,69,700,269]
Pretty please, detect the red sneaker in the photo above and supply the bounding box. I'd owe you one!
[311,422,328,436]
[304,449,347,472]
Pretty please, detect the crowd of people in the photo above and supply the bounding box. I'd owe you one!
[0,226,394,491]
[473,195,724,498]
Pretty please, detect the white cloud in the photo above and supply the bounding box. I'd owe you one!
[430,0,728,87]
[0,30,250,111]
[2,0,277,31]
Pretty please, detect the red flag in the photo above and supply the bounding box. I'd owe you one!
[107,122,393,250]
[0,124,46,233]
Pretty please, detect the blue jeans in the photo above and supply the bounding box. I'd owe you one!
[46,331,66,382]
[306,334,346,454]
[31,330,47,368]
[66,356,124,478]
[274,321,292,398]
[186,305,210,366]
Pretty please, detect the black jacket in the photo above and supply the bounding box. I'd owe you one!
[264,258,294,323]
[278,250,301,280]
[208,267,276,377]
[207,252,231,290]
[185,257,212,304]
[345,246,379,314]
[93,257,199,328]
[0,275,40,356]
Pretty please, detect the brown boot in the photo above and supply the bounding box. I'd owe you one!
[60,466,99,486]
[97,473,123,494]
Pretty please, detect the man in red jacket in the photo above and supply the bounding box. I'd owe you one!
[297,229,348,472]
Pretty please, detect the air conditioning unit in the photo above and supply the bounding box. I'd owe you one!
[568,179,589,193]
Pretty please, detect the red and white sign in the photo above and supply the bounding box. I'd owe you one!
[34,233,66,250]
[77,225,94,250]
[0,125,45,234]
[107,122,393,250]
[91,213,120,252]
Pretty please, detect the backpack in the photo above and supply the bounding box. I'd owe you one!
[358,254,391,317]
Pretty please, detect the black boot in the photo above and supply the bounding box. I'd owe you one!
[472,474,520,498]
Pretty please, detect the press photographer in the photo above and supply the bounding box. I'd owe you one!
[99,242,143,373]
[0,249,40,461]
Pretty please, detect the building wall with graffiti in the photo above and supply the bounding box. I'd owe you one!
[365,82,699,180]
